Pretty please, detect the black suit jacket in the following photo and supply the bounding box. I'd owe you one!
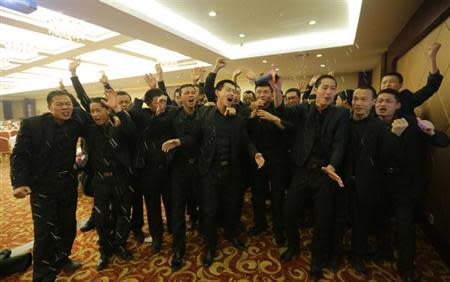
[277,103,350,170]
[180,106,258,176]
[10,108,90,189]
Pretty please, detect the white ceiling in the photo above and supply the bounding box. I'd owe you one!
[0,0,423,98]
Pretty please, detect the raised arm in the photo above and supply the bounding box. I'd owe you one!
[69,58,90,111]
[204,58,226,102]
[410,43,443,108]
[155,63,172,103]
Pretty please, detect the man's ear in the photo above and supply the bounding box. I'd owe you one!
[395,102,402,110]
[215,89,219,97]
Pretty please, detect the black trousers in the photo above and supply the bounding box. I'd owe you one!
[377,175,417,275]
[141,166,172,242]
[284,166,336,265]
[129,175,144,233]
[349,179,379,257]
[170,159,200,255]
[251,161,287,235]
[331,185,349,260]
[92,174,133,254]
[30,175,78,282]
[201,165,240,251]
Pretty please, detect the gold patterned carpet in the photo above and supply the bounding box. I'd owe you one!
[1,157,450,281]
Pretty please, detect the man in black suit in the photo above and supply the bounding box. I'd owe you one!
[11,90,90,282]
[274,75,349,281]
[333,87,400,275]
[375,88,449,282]
[162,79,265,267]
[380,42,443,117]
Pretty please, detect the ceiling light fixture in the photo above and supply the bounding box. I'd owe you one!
[239,33,245,38]
[308,20,317,25]
[320,64,325,67]
[208,11,216,17]
[262,60,267,63]
[316,54,322,57]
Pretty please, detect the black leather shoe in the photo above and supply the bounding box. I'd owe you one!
[57,259,82,272]
[152,239,162,254]
[115,246,133,261]
[171,252,184,272]
[247,225,266,237]
[133,230,145,243]
[203,249,215,266]
[96,252,109,271]
[310,263,323,282]
[351,256,367,276]
[229,238,245,251]
[80,218,95,232]
[280,248,299,262]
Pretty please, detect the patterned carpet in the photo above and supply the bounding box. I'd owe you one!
[1,157,450,281]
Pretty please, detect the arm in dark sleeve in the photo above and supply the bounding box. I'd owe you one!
[329,110,350,170]
[71,76,90,111]
[274,103,306,123]
[410,71,444,108]
[241,121,258,158]
[103,82,114,91]
[204,72,217,103]
[116,111,137,139]
[158,80,172,104]
[428,130,450,148]
[10,119,33,189]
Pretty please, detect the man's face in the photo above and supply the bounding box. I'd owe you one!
[381,75,402,91]
[197,93,207,105]
[243,93,255,105]
[149,95,167,112]
[315,78,337,108]
[117,95,131,110]
[255,86,273,106]
[375,93,401,118]
[180,86,197,108]
[233,86,241,105]
[352,89,375,118]
[285,91,300,107]
[174,92,182,106]
[216,82,236,107]
[90,102,110,126]
[48,95,73,122]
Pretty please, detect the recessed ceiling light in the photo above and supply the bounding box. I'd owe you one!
[308,20,317,25]
[316,54,322,57]
[239,33,245,38]
[262,60,267,63]
[320,64,325,67]
[275,68,280,71]
[208,11,216,17]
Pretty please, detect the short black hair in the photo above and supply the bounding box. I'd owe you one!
[243,90,256,99]
[89,97,108,108]
[117,91,131,100]
[377,88,401,102]
[179,84,196,94]
[215,79,236,91]
[285,88,301,98]
[144,88,164,104]
[314,75,338,88]
[384,72,403,84]
[46,90,71,106]
[338,89,355,105]
[355,87,376,99]
[254,80,273,92]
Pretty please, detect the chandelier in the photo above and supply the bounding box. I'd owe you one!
[46,14,87,41]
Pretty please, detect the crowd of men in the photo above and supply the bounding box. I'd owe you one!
[10,42,449,282]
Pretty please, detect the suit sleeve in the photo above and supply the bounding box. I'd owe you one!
[329,110,350,170]
[10,119,33,189]
[204,72,217,103]
[117,111,137,140]
[428,130,450,148]
[71,76,90,111]
[410,72,444,108]
[240,117,258,158]
[158,80,173,104]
